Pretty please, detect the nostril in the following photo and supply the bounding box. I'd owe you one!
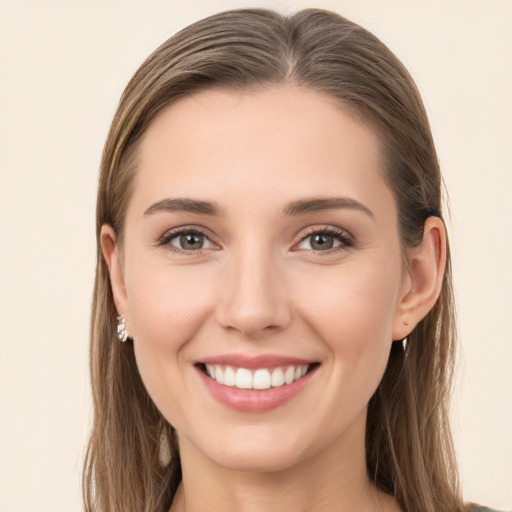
[215,273,292,336]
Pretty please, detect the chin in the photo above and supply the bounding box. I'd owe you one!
[181,422,323,474]
[208,444,307,474]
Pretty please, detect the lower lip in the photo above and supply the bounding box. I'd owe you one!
[197,366,317,412]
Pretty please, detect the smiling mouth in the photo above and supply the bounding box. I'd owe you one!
[198,363,320,391]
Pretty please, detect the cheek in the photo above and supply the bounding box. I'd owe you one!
[295,259,401,389]
[123,258,218,415]
[296,257,401,340]
[126,258,215,348]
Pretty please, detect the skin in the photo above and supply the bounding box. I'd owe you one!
[102,86,446,512]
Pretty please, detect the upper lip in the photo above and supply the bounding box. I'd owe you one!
[198,354,316,369]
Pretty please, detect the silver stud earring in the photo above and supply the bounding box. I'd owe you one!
[117,315,129,342]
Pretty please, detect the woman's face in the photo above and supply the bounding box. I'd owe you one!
[106,86,412,472]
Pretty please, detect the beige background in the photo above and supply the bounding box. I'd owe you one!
[0,1,511,511]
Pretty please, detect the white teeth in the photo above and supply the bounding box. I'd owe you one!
[235,368,253,389]
[253,369,271,390]
[205,363,311,389]
[223,366,236,387]
[284,366,295,385]
[271,368,285,387]
[206,364,215,379]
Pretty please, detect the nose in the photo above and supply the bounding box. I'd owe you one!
[216,246,292,339]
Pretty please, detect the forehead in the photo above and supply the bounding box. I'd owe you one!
[131,86,391,216]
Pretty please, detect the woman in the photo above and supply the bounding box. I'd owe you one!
[83,8,498,512]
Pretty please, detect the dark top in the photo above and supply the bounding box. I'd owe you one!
[471,505,506,512]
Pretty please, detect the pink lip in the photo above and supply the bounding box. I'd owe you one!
[195,361,319,413]
[199,354,313,369]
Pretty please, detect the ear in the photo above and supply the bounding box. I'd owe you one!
[392,216,447,340]
[100,224,129,320]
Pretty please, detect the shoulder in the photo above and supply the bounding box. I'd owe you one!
[469,505,507,512]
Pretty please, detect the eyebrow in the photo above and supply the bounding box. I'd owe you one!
[283,197,374,218]
[144,196,374,219]
[144,198,223,216]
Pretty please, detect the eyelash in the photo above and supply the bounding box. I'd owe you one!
[297,226,354,255]
[157,227,214,255]
[157,225,354,256]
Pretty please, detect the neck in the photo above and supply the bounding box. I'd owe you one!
[169,412,400,512]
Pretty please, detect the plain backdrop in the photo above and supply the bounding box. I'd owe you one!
[0,1,511,511]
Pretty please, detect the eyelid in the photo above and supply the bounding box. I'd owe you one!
[156,225,220,255]
[156,224,355,256]
[292,225,354,253]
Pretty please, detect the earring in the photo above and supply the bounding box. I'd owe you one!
[402,320,409,351]
[117,315,129,342]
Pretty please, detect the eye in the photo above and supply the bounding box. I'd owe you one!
[159,229,216,253]
[296,227,353,252]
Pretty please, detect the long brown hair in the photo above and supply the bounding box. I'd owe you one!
[84,8,465,512]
